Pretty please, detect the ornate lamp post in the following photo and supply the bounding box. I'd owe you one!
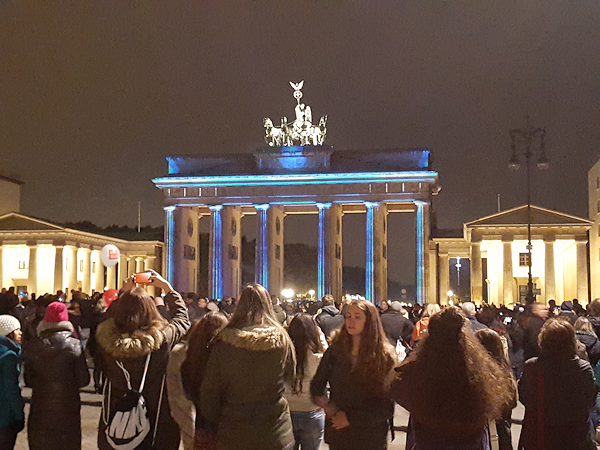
[508,117,549,304]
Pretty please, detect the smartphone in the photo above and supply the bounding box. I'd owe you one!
[134,272,152,284]
[503,316,513,324]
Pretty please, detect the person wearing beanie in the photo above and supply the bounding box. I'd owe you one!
[380,300,415,349]
[23,302,89,450]
[0,315,24,449]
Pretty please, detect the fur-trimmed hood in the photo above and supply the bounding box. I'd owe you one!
[96,318,165,359]
[218,324,289,351]
[37,320,74,336]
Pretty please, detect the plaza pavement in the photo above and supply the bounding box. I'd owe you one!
[15,385,526,450]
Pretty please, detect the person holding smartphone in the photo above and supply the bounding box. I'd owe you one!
[94,270,191,449]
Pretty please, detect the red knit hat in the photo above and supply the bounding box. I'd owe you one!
[44,302,69,322]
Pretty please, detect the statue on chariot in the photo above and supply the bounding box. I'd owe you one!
[264,81,327,147]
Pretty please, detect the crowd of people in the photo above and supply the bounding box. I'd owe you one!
[0,279,599,449]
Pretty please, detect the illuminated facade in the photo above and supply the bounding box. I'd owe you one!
[153,146,439,304]
[0,213,163,296]
[431,205,592,305]
[589,157,600,300]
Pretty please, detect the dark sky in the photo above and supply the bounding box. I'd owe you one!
[2,3,599,283]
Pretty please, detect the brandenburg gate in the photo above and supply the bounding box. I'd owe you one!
[153,82,439,304]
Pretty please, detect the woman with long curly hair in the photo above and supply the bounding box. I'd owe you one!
[285,313,326,449]
[390,306,514,450]
[181,312,228,449]
[310,299,397,450]
[199,283,296,450]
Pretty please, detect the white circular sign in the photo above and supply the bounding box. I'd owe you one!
[100,244,120,268]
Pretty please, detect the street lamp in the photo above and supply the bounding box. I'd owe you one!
[508,117,549,304]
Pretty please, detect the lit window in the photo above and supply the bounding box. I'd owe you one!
[519,253,531,267]
[18,261,26,269]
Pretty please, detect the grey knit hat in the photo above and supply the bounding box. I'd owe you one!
[0,315,21,336]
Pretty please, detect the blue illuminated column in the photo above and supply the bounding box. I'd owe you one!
[255,204,270,288]
[365,202,387,304]
[209,205,223,300]
[415,200,430,305]
[164,205,176,285]
[365,202,379,303]
[317,203,332,301]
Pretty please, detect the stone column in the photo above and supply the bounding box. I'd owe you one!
[118,254,128,289]
[107,265,116,290]
[439,252,450,305]
[255,204,270,288]
[503,238,514,305]
[317,203,331,301]
[544,237,556,302]
[0,245,3,288]
[68,246,78,293]
[365,202,388,304]
[94,251,105,293]
[127,256,136,277]
[144,257,156,297]
[53,246,64,294]
[415,201,430,305]
[81,247,92,295]
[164,205,176,285]
[27,244,38,294]
[209,205,223,299]
[221,205,242,299]
[576,239,589,302]
[268,205,285,296]
[172,206,199,295]
[470,240,483,302]
[327,204,344,303]
[318,203,344,301]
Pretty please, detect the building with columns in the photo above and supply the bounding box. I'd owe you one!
[589,157,600,300]
[153,146,439,304]
[0,212,163,296]
[431,205,592,305]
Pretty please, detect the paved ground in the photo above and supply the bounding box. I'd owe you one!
[15,386,526,450]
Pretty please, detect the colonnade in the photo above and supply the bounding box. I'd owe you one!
[0,242,158,297]
[165,200,431,305]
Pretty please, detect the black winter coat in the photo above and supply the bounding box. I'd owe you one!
[576,331,600,366]
[315,306,344,341]
[380,310,414,348]
[518,355,596,450]
[94,291,190,450]
[310,345,394,450]
[24,320,90,450]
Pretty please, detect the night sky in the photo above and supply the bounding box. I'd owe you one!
[2,3,599,284]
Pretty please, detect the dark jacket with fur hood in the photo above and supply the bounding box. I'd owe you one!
[94,291,190,450]
[200,323,296,450]
[24,319,90,450]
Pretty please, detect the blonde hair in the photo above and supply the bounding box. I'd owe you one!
[423,303,441,317]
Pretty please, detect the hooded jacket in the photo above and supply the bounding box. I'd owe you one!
[24,320,90,450]
[315,305,344,341]
[200,323,296,450]
[0,335,24,429]
[94,291,190,450]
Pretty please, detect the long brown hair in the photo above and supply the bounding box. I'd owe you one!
[331,299,396,392]
[181,312,228,402]
[398,307,514,427]
[539,317,577,360]
[110,288,168,335]
[227,283,281,330]
[287,313,325,394]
